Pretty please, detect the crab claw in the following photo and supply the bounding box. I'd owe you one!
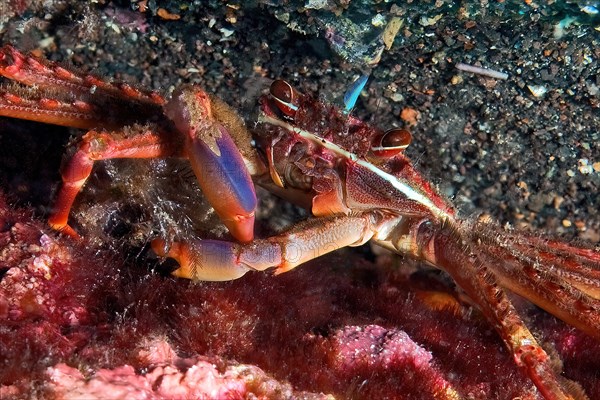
[166,87,257,242]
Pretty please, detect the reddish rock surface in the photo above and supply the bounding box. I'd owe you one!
[1,194,599,399]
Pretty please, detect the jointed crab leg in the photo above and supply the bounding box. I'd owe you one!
[505,231,600,298]
[0,45,262,242]
[151,213,380,281]
[0,44,163,102]
[0,87,108,129]
[0,44,163,130]
[473,225,600,339]
[48,101,259,242]
[393,217,587,400]
[48,128,182,237]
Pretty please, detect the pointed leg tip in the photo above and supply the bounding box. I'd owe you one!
[48,221,81,240]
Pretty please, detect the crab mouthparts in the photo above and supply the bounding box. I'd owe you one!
[257,112,453,222]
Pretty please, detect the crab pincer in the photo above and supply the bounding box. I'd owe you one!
[164,87,257,242]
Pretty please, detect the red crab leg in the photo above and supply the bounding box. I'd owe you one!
[474,225,600,340]
[399,218,585,400]
[49,128,183,237]
[0,44,164,106]
[0,88,113,129]
[50,120,259,243]
[0,44,163,130]
[151,213,380,281]
[0,46,262,242]
[50,105,259,243]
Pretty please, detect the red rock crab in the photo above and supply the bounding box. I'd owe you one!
[0,44,599,399]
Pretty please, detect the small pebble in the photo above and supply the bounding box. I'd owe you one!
[578,159,593,174]
[451,75,463,85]
[372,14,386,27]
[157,8,180,21]
[527,84,547,97]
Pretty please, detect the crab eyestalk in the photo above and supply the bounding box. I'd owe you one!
[269,79,300,117]
[370,128,412,158]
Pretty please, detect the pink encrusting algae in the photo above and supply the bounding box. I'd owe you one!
[0,193,599,399]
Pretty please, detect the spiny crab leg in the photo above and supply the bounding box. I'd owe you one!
[0,44,163,130]
[151,213,381,281]
[394,217,589,400]
[0,45,262,242]
[47,88,260,242]
[47,128,183,237]
[472,225,600,339]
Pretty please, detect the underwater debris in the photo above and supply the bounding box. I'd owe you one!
[527,84,548,97]
[456,63,509,80]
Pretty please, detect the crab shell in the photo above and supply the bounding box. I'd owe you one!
[254,81,456,222]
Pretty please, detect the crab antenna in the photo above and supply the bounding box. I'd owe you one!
[343,74,368,114]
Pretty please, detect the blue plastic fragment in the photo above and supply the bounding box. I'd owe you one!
[343,74,368,113]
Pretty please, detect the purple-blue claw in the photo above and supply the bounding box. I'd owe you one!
[165,87,257,242]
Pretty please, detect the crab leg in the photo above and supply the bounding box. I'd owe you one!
[0,44,163,130]
[151,214,379,281]
[48,128,183,237]
[474,225,600,340]
[50,120,259,243]
[0,87,108,129]
[0,45,262,242]
[394,218,585,400]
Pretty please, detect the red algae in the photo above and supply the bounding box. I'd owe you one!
[47,361,247,400]
[0,192,599,399]
[329,325,457,398]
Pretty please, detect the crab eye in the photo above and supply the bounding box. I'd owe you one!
[270,79,299,117]
[371,128,412,157]
[382,128,412,149]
